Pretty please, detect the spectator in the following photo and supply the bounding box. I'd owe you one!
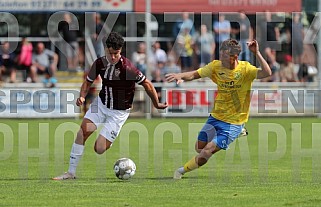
[194,24,215,67]
[151,41,167,70]
[59,12,79,70]
[297,63,316,83]
[237,11,253,62]
[0,42,17,83]
[279,54,297,82]
[17,37,33,82]
[163,55,181,77]
[30,42,58,87]
[213,13,231,59]
[177,27,194,72]
[89,12,106,58]
[172,12,195,39]
[297,63,309,82]
[258,11,280,72]
[292,13,304,64]
[132,42,147,75]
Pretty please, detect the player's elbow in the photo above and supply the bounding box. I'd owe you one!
[266,70,272,77]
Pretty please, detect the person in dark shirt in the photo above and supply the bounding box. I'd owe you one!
[58,12,79,70]
[53,32,168,180]
[0,41,16,82]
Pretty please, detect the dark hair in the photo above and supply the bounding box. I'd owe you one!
[105,32,124,50]
[220,39,241,55]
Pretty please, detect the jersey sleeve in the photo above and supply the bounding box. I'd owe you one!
[245,62,259,81]
[87,59,101,83]
[125,59,146,84]
[197,61,216,78]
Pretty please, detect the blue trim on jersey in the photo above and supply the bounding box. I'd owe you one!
[198,115,244,150]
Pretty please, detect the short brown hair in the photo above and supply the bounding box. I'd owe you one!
[219,39,241,55]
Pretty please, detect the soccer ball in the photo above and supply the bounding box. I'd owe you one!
[113,158,136,180]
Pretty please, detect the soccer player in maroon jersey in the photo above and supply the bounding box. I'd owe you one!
[53,32,168,180]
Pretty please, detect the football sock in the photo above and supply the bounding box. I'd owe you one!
[183,156,199,173]
[68,143,84,175]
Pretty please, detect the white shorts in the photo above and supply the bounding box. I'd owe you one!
[84,97,130,143]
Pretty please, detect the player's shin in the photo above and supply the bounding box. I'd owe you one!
[183,156,199,173]
[68,143,85,175]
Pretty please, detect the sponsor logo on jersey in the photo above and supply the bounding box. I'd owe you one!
[115,69,121,77]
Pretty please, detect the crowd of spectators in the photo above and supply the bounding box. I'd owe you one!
[0,11,318,87]
[0,39,58,87]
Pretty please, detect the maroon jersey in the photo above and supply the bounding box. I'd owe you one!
[87,56,146,110]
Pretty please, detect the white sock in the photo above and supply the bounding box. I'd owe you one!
[68,143,84,175]
[177,167,185,174]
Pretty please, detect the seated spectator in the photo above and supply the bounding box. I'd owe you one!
[0,42,17,83]
[152,41,167,70]
[30,42,58,87]
[297,63,316,82]
[279,55,298,82]
[162,55,181,77]
[132,42,147,75]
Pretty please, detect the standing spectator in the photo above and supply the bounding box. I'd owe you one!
[177,27,194,72]
[292,13,304,65]
[172,12,195,39]
[89,12,106,58]
[258,11,280,73]
[59,12,79,70]
[30,42,58,87]
[132,42,147,75]
[194,24,215,67]
[238,11,253,62]
[279,54,297,82]
[17,37,33,82]
[0,42,17,83]
[213,13,231,59]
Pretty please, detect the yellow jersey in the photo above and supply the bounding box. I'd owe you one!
[197,60,258,124]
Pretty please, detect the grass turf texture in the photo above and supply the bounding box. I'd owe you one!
[0,117,321,206]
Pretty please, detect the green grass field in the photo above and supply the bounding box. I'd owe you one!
[0,117,321,207]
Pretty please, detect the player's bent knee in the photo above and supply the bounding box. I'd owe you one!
[195,148,202,153]
[94,140,111,155]
[94,145,109,154]
[195,141,207,153]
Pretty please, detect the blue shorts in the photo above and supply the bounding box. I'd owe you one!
[198,115,244,150]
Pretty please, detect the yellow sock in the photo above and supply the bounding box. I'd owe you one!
[183,156,199,172]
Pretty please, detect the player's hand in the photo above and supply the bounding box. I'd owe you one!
[247,39,259,54]
[76,97,85,106]
[165,73,184,84]
[154,102,168,109]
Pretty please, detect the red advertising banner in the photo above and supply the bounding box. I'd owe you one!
[134,0,301,13]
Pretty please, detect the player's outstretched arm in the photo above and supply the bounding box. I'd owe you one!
[165,70,200,84]
[141,79,168,109]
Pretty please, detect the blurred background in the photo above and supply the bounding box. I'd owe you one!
[0,0,320,118]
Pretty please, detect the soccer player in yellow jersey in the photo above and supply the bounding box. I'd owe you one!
[165,39,271,179]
